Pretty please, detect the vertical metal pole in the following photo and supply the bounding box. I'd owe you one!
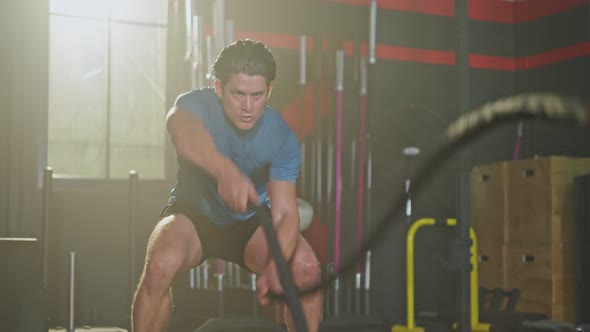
[42,167,52,291]
[203,259,209,288]
[212,0,225,53]
[313,34,323,225]
[324,40,335,320]
[356,56,368,276]
[129,170,138,302]
[366,150,372,227]
[326,132,334,318]
[324,263,333,319]
[184,0,193,60]
[310,129,316,206]
[191,15,204,89]
[364,0,376,314]
[316,139,322,211]
[225,19,234,46]
[194,266,201,289]
[69,251,76,332]
[334,50,344,273]
[369,0,377,64]
[364,250,372,316]
[226,261,234,288]
[333,49,344,318]
[234,263,241,287]
[188,16,202,89]
[250,273,258,316]
[299,35,307,198]
[216,273,224,318]
[405,179,412,222]
[206,35,214,81]
[457,0,472,331]
[355,272,362,314]
[327,141,334,220]
[350,140,357,188]
[333,266,340,317]
[216,259,224,284]
[300,35,307,87]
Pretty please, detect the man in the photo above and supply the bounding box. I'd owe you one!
[131,39,322,332]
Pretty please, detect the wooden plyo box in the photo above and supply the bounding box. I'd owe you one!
[470,156,590,321]
[476,244,506,290]
[470,161,507,250]
[504,244,576,321]
[504,157,590,248]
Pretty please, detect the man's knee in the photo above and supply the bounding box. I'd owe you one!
[143,251,182,292]
[292,251,321,290]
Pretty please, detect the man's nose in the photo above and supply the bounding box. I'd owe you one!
[241,96,253,111]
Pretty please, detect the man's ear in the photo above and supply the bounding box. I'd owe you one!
[214,79,223,99]
[267,82,274,100]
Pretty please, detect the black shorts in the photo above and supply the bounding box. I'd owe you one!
[159,200,261,269]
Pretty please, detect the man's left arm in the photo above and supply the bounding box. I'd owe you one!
[256,179,301,304]
[267,179,300,261]
[264,129,301,262]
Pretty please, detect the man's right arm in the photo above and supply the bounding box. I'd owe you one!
[165,106,258,213]
[166,105,228,180]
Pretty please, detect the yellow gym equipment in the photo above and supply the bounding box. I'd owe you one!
[392,218,490,332]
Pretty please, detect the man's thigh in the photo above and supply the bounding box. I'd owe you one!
[146,213,203,271]
[243,229,317,273]
[242,225,269,273]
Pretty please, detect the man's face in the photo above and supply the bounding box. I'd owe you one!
[215,73,273,130]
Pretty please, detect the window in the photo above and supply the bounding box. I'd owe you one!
[48,0,168,179]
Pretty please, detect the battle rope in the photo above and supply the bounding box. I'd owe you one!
[263,93,590,331]
[255,205,309,332]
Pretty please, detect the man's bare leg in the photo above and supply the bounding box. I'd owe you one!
[282,236,322,332]
[132,285,173,332]
[245,231,322,332]
[132,214,202,332]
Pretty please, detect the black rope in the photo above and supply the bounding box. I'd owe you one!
[255,205,309,332]
[265,93,589,308]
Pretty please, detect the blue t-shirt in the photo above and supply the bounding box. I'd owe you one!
[170,88,301,226]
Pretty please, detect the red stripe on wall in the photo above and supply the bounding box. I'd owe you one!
[331,42,454,65]
[469,0,590,23]
[516,0,589,22]
[235,31,588,71]
[469,54,516,71]
[470,41,590,71]
[280,85,316,141]
[325,0,588,20]
[469,0,514,23]
[377,44,456,65]
[519,41,590,69]
[342,41,370,56]
[379,0,455,16]
[235,31,316,51]
[321,0,455,16]
[236,31,453,66]
[343,41,354,55]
